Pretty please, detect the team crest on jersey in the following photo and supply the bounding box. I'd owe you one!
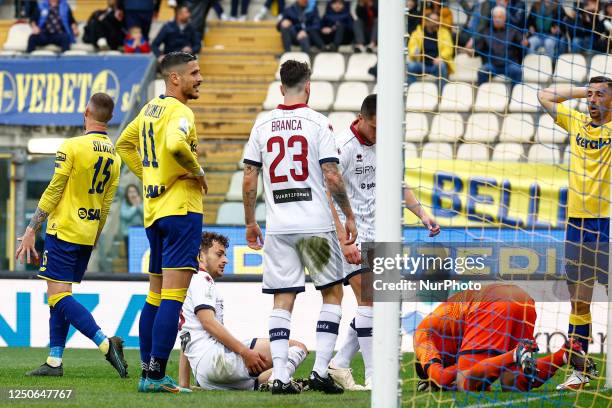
[55,152,66,162]
[356,154,363,162]
[178,117,190,135]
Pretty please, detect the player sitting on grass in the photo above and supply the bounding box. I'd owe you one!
[414,283,589,392]
[16,93,127,378]
[538,76,612,390]
[178,232,309,391]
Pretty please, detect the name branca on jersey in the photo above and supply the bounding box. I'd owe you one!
[271,119,302,132]
[576,134,611,149]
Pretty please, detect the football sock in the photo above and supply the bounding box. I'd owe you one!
[287,345,308,378]
[313,303,342,378]
[139,291,160,378]
[427,363,457,388]
[355,306,373,379]
[47,303,69,367]
[53,293,107,353]
[463,351,515,391]
[514,347,567,391]
[149,288,187,380]
[269,308,291,383]
[568,312,591,353]
[331,317,359,369]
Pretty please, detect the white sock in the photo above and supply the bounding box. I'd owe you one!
[46,356,62,367]
[331,317,359,369]
[287,345,307,377]
[269,309,292,383]
[313,303,342,377]
[355,306,373,379]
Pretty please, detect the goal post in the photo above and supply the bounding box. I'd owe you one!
[372,1,405,407]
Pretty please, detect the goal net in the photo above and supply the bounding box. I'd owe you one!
[374,1,612,407]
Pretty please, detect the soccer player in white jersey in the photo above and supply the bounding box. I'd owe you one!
[178,232,309,391]
[242,60,358,394]
[328,94,441,390]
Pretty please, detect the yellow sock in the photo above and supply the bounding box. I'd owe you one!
[98,338,109,354]
[46,356,62,367]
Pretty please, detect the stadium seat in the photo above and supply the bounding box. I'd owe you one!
[309,81,334,111]
[463,113,499,143]
[405,82,438,112]
[333,82,369,111]
[449,54,481,83]
[439,82,474,112]
[225,171,263,201]
[216,202,245,225]
[563,144,571,164]
[63,50,88,56]
[404,112,429,142]
[553,53,587,83]
[456,143,489,161]
[263,81,282,110]
[522,54,553,84]
[429,113,464,142]
[499,114,534,143]
[255,203,266,222]
[404,142,418,159]
[3,23,31,52]
[152,79,165,98]
[535,114,567,144]
[474,83,508,112]
[98,50,121,56]
[491,143,523,162]
[576,99,588,113]
[0,50,21,56]
[509,83,540,113]
[344,53,377,81]
[256,111,270,122]
[421,142,453,160]
[275,52,310,80]
[329,112,356,133]
[589,54,611,78]
[311,53,345,81]
[30,50,57,56]
[527,143,561,164]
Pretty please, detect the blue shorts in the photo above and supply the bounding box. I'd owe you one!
[38,234,93,284]
[146,212,202,275]
[565,217,610,284]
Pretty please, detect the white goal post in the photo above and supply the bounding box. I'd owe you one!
[372,1,405,407]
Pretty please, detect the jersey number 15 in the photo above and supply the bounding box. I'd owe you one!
[89,156,114,194]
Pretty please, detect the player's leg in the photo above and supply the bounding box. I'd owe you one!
[255,338,308,385]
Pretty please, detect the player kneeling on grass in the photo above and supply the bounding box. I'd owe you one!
[178,232,309,391]
[414,283,589,392]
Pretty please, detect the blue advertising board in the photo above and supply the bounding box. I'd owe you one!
[0,55,152,125]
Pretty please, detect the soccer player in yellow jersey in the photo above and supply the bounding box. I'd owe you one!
[116,51,206,393]
[538,76,612,390]
[15,93,127,378]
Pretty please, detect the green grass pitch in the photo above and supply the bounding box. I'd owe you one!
[1,348,612,407]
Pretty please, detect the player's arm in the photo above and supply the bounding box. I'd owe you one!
[165,114,207,193]
[322,162,357,244]
[537,85,587,121]
[116,118,143,180]
[196,309,267,374]
[95,171,120,246]
[404,186,440,237]
[178,350,191,389]
[327,189,361,265]
[242,127,264,250]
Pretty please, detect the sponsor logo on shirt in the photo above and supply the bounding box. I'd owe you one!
[55,151,66,162]
[576,134,611,149]
[272,188,313,204]
[355,165,375,175]
[78,208,101,221]
[360,182,376,190]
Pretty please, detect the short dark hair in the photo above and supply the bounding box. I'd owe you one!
[360,94,377,118]
[279,60,311,89]
[88,92,114,123]
[200,232,229,253]
[175,4,189,14]
[589,76,612,87]
[160,51,197,76]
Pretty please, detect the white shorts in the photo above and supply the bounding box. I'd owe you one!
[342,241,371,285]
[193,338,257,391]
[262,231,344,293]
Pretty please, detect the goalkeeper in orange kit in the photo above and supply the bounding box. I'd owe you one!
[414,283,589,392]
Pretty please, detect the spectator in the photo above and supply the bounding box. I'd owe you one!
[118,0,155,40]
[475,6,527,85]
[254,0,286,22]
[119,184,144,255]
[423,0,453,30]
[354,0,377,53]
[406,0,421,35]
[406,10,454,87]
[182,0,213,42]
[526,0,568,60]
[83,0,125,51]
[320,0,354,52]
[212,0,228,21]
[124,25,151,53]
[277,0,324,53]
[507,0,528,30]
[569,0,604,53]
[151,5,201,59]
[27,0,78,53]
[230,0,251,21]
